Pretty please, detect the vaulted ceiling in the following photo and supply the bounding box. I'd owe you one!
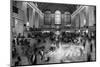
[36,2,79,14]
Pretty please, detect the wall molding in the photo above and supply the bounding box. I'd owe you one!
[71,6,86,18]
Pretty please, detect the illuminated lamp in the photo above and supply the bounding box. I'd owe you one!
[26,22,29,26]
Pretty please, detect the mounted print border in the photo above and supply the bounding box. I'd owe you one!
[10,0,96,66]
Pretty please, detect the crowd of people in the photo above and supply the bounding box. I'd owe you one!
[11,25,96,66]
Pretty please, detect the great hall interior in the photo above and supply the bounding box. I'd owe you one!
[11,1,96,66]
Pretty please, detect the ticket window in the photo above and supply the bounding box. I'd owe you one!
[55,10,61,24]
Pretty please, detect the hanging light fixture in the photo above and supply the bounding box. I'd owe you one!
[26,22,29,26]
[83,18,86,26]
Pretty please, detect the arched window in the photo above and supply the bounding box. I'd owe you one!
[64,11,71,25]
[55,10,61,24]
[44,10,51,25]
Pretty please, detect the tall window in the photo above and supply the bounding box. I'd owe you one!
[44,11,51,25]
[55,10,61,24]
[64,12,71,25]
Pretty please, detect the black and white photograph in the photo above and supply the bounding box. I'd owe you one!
[11,0,96,66]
